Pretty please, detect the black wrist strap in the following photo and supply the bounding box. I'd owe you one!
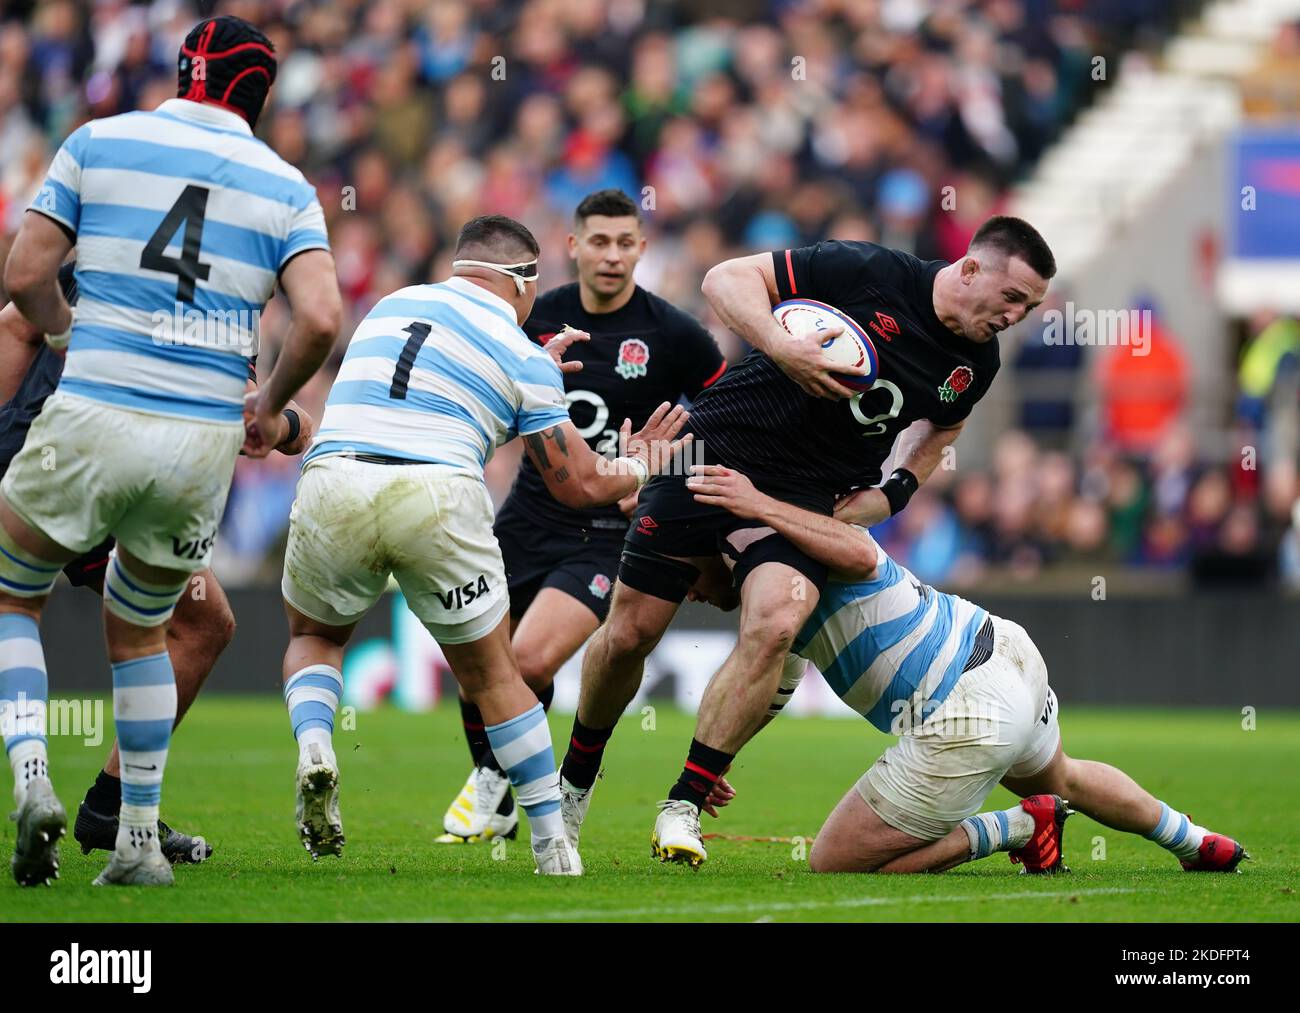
[279,409,301,449]
[879,467,919,516]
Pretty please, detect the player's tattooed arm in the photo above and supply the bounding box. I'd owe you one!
[523,403,692,509]
[524,424,572,483]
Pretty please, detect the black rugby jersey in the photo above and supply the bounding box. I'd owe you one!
[0,263,79,469]
[507,282,725,533]
[687,241,999,497]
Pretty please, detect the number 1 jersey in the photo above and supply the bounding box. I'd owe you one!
[306,277,571,474]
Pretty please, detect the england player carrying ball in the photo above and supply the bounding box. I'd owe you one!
[683,464,1249,875]
[276,214,691,876]
[556,217,1056,867]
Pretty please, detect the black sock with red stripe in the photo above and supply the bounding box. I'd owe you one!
[560,717,614,791]
[459,696,491,768]
[668,739,733,810]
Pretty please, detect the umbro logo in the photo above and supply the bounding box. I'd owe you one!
[636,515,658,536]
[868,312,901,342]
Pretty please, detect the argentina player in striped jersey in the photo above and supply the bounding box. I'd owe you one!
[683,465,1248,874]
[0,261,317,869]
[278,215,690,876]
[0,15,341,887]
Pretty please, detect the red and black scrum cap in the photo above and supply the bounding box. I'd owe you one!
[178,15,277,128]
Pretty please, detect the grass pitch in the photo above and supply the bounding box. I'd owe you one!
[1,699,1295,922]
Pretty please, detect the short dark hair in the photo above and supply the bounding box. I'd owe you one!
[574,189,640,227]
[969,215,1056,280]
[455,214,539,261]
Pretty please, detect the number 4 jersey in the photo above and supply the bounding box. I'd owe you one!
[687,241,1001,499]
[29,97,330,423]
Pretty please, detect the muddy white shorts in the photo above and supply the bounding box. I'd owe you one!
[281,455,509,642]
[0,391,242,575]
[857,617,1062,841]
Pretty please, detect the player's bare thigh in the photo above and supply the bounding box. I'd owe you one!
[809,786,931,873]
[511,587,600,693]
[601,554,717,652]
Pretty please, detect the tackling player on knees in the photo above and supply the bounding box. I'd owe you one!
[276,215,692,876]
[685,465,1248,876]
[437,189,724,844]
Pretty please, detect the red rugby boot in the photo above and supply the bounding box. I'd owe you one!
[1009,794,1071,874]
[1181,833,1249,872]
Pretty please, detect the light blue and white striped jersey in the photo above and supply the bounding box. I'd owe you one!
[305,276,570,473]
[29,98,330,424]
[793,548,988,733]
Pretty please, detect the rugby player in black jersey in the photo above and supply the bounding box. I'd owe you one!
[435,190,725,843]
[0,263,315,867]
[555,216,1056,865]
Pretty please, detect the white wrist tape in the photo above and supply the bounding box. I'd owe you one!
[616,456,650,489]
[45,313,74,351]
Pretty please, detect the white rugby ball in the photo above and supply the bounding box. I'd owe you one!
[772,298,878,391]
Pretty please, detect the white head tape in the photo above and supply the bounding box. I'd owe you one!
[452,258,539,296]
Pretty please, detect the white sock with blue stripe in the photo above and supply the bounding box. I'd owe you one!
[284,665,342,765]
[103,552,188,628]
[112,651,177,849]
[1144,801,1206,861]
[485,703,563,843]
[0,613,51,808]
[961,806,1035,861]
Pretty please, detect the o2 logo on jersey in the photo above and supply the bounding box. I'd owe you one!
[849,378,904,437]
[566,389,619,453]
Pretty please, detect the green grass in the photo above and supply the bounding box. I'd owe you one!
[1,700,1295,922]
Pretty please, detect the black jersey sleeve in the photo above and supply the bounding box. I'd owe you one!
[929,349,1001,428]
[670,309,726,396]
[771,241,911,306]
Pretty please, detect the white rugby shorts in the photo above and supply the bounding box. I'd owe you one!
[857,616,1062,841]
[281,455,508,642]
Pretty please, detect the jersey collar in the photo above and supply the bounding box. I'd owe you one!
[443,275,517,315]
[157,98,253,136]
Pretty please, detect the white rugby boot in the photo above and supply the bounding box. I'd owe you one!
[651,799,707,868]
[532,835,583,876]
[93,823,174,887]
[11,777,66,886]
[295,743,344,859]
[559,777,594,849]
[436,766,515,843]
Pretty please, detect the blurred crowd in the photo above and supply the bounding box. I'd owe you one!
[6,0,1298,589]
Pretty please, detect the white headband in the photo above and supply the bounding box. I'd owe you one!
[452,258,539,296]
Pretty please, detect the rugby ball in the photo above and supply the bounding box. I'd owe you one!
[772,298,878,391]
